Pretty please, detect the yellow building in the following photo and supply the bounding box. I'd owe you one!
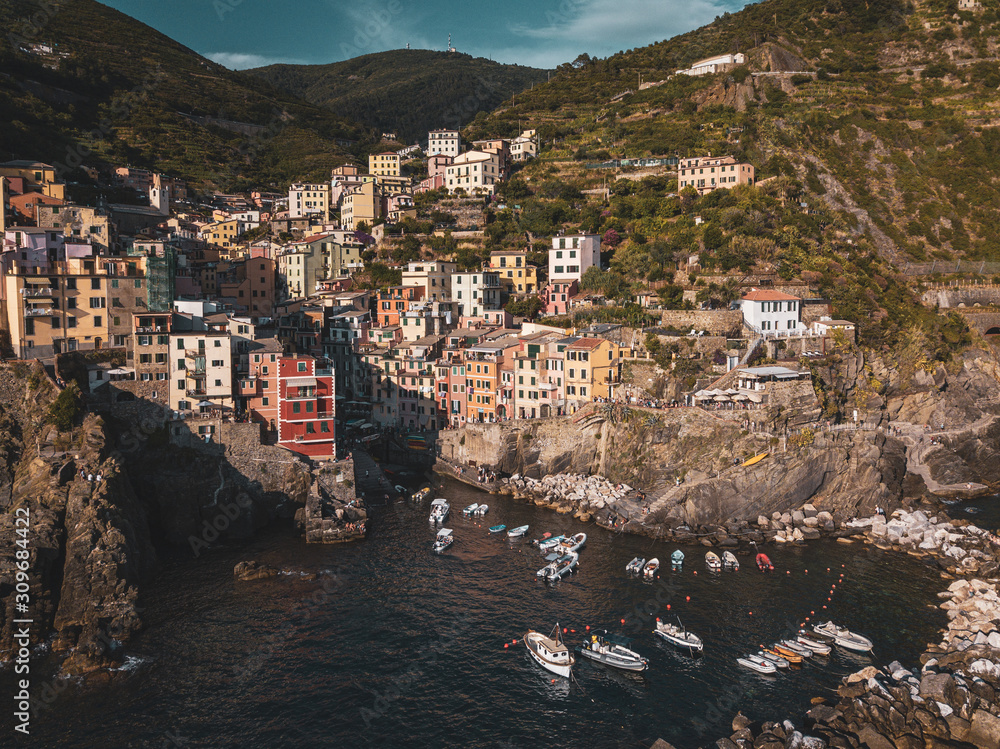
[0,160,66,200]
[202,219,242,249]
[340,181,382,231]
[4,256,110,358]
[488,250,539,294]
[375,174,410,196]
[562,337,622,410]
[369,152,401,178]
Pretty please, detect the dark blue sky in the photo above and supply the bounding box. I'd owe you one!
[102,0,754,70]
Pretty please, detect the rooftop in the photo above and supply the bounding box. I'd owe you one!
[738,366,802,378]
[742,288,801,302]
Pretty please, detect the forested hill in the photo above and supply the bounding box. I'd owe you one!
[468,0,1000,266]
[246,50,549,142]
[0,0,373,190]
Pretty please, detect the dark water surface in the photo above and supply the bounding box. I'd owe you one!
[8,478,950,748]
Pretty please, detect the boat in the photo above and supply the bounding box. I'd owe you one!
[432,528,454,553]
[759,649,790,668]
[524,624,575,678]
[556,532,586,553]
[642,558,660,579]
[537,551,578,581]
[742,451,769,467]
[508,525,530,538]
[393,484,406,495]
[779,640,813,658]
[625,556,646,574]
[796,633,832,655]
[538,535,567,552]
[576,631,648,672]
[722,551,739,570]
[705,551,722,571]
[756,553,774,571]
[474,504,488,516]
[738,655,777,674]
[533,532,554,546]
[489,524,507,534]
[813,621,874,652]
[670,550,685,569]
[412,487,431,501]
[771,644,804,663]
[653,618,703,653]
[429,498,450,523]
[462,503,480,517]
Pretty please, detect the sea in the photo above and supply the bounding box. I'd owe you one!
[8,480,989,749]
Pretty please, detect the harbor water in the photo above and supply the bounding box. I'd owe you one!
[7,477,956,748]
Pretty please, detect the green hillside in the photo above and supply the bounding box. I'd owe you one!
[246,50,549,142]
[0,0,374,190]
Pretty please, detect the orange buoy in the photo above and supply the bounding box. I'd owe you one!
[693,571,698,575]
[585,625,590,630]
[805,569,808,574]
[551,679,556,683]
[563,628,567,633]
[513,639,518,644]
[749,611,753,616]
[805,617,810,621]
[811,611,815,615]
[822,605,827,609]
[620,618,625,624]
[504,643,509,648]
[787,570,790,575]
[686,596,690,602]
[570,629,576,633]
[666,604,671,610]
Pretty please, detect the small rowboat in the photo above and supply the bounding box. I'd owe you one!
[489,524,507,534]
[756,553,774,571]
[705,551,722,571]
[813,621,873,652]
[670,550,684,569]
[722,551,739,570]
[463,503,480,517]
[796,632,832,655]
[771,644,804,663]
[625,556,645,574]
[538,535,566,552]
[642,558,660,579]
[411,487,431,501]
[741,451,769,467]
[557,532,586,553]
[759,649,789,668]
[779,640,813,658]
[508,525,529,538]
[533,532,554,546]
[738,655,776,674]
[474,504,488,516]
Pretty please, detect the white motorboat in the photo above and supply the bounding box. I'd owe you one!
[722,551,739,570]
[812,621,873,652]
[705,551,722,571]
[625,556,645,574]
[508,524,529,538]
[537,551,578,581]
[759,649,790,669]
[524,624,575,678]
[432,528,454,553]
[779,640,813,658]
[556,532,586,553]
[642,558,660,579]
[653,618,703,653]
[796,633,832,655]
[429,498,450,523]
[474,504,488,516]
[537,535,566,551]
[462,503,480,517]
[576,631,648,672]
[738,655,777,674]
[670,550,684,569]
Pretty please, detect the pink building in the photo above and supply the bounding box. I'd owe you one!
[677,155,755,195]
[542,281,578,316]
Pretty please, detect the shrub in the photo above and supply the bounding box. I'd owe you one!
[47,383,82,432]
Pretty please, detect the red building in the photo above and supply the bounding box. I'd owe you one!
[376,286,424,327]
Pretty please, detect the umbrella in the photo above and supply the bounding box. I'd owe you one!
[746,393,763,403]
[107,368,131,375]
[713,395,730,402]
[198,400,215,407]
[732,393,749,401]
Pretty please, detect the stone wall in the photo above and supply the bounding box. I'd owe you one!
[922,285,1000,309]
[654,334,730,356]
[658,309,742,335]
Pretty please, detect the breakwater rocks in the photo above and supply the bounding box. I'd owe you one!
[497,472,633,523]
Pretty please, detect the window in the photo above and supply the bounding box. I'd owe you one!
[111,279,119,289]
[214,379,222,387]
[94,316,102,327]
[262,397,269,406]
[65,279,76,290]
[298,362,307,372]
[91,279,100,290]
[67,318,77,329]
[66,298,76,309]
[320,422,330,433]
[135,279,142,288]
[177,380,185,390]
[306,423,315,434]
[293,402,301,414]
[156,373,168,381]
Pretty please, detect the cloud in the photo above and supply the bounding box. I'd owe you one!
[206,52,311,70]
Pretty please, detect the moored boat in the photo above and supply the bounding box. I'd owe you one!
[537,551,578,581]
[642,558,660,579]
[779,640,813,658]
[557,532,586,553]
[538,535,567,552]
[625,556,645,574]
[723,551,739,570]
[533,532,554,546]
[412,487,431,501]
[489,524,507,534]
[524,624,575,678]
[429,498,450,523]
[474,504,488,516]
[771,644,804,663]
[462,503,480,517]
[812,621,873,652]
[576,631,648,672]
[705,551,722,571]
[759,649,790,668]
[508,524,530,538]
[738,655,777,674]
[432,528,454,553]
[653,618,703,653]
[670,549,684,569]
[756,552,774,571]
[796,633,832,655]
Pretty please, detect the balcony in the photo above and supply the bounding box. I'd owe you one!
[21,287,54,298]
[24,307,54,317]
[136,325,167,333]
[185,348,207,358]
[186,388,207,397]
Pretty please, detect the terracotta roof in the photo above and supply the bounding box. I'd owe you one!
[567,337,604,350]
[741,288,801,302]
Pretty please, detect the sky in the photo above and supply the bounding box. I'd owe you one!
[101,0,754,70]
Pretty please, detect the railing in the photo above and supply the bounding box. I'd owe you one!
[184,349,206,358]
[24,307,53,316]
[21,287,53,297]
[186,388,207,397]
[136,326,166,333]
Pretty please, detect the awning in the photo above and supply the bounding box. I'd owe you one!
[108,368,132,375]
[198,400,215,407]
[285,376,317,387]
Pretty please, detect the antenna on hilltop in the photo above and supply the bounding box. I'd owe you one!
[448,33,456,53]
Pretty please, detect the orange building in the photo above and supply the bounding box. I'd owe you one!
[376,286,425,327]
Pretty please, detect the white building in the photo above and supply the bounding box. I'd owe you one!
[740,288,804,336]
[675,52,746,77]
[169,326,233,413]
[548,233,601,283]
[450,270,502,318]
[510,129,538,161]
[288,183,331,219]
[445,151,501,195]
[428,129,461,157]
[402,260,457,302]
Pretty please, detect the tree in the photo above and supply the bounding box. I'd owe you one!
[505,296,544,319]
[602,228,622,248]
[47,383,82,432]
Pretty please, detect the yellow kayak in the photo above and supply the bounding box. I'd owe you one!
[741,452,769,467]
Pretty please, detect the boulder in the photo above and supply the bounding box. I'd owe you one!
[234,560,280,581]
[758,515,770,528]
[802,503,818,517]
[792,510,806,526]
[969,708,1000,749]
[803,517,820,528]
[919,673,956,703]
[732,713,752,732]
[801,527,821,540]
